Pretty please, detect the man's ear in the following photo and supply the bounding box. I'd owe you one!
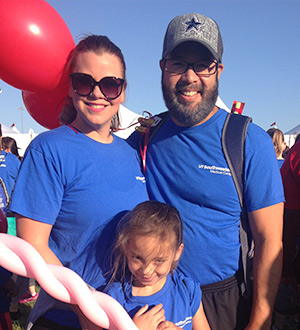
[159,59,164,71]
[217,63,224,79]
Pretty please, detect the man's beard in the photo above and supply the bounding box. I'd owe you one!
[161,75,219,126]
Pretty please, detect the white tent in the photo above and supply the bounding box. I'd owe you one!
[114,105,142,139]
[284,124,300,147]
[216,96,231,112]
[1,124,38,157]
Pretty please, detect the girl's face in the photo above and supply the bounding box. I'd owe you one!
[127,235,183,294]
[69,51,125,140]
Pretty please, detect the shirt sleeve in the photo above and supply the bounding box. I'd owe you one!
[178,273,202,317]
[290,142,300,186]
[9,137,64,224]
[244,123,285,212]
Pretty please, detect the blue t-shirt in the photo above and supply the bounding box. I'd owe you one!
[104,271,201,330]
[9,126,148,327]
[140,109,284,286]
[278,159,285,169]
[0,150,20,197]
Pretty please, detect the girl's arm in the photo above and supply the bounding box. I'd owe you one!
[192,301,210,330]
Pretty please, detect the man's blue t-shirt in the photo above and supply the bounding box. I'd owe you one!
[143,109,284,286]
[105,271,201,330]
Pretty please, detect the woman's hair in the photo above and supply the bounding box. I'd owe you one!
[110,201,183,283]
[267,128,285,158]
[59,35,126,131]
[1,137,20,160]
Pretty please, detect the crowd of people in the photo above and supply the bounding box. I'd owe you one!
[0,11,299,330]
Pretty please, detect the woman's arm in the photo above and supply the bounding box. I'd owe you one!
[16,214,62,266]
[17,214,104,329]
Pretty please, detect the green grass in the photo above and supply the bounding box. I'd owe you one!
[11,284,39,330]
[12,301,36,330]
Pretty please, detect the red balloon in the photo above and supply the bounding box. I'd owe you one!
[0,0,75,92]
[22,83,69,130]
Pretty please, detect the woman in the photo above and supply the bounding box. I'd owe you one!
[267,128,286,168]
[1,137,21,161]
[9,35,148,329]
[1,137,39,319]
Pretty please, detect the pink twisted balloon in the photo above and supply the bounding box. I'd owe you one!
[0,233,138,330]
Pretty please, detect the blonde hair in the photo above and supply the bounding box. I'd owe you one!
[109,201,183,284]
[267,128,285,158]
[59,35,126,132]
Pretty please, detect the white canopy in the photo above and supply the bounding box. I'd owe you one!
[284,124,300,147]
[1,124,38,157]
[114,105,142,139]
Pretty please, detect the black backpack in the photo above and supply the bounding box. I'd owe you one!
[137,111,254,297]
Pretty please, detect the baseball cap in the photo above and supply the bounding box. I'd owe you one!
[162,13,223,62]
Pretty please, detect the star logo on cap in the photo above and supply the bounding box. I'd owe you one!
[185,17,202,32]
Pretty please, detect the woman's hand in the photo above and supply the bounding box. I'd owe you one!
[133,304,166,330]
[71,304,104,330]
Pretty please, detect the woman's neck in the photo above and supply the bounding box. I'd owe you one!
[70,121,113,144]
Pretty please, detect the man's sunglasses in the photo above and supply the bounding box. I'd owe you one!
[70,73,125,100]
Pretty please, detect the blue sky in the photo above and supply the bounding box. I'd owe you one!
[0,0,299,134]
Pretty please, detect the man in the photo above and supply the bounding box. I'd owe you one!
[142,13,284,330]
[273,141,300,329]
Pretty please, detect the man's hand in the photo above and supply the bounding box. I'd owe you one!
[133,304,166,330]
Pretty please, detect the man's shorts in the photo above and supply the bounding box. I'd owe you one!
[201,273,253,330]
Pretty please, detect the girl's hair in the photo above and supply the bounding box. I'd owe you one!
[1,137,21,160]
[110,201,183,283]
[267,128,285,158]
[59,35,126,131]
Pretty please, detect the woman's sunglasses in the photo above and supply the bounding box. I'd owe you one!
[70,73,125,100]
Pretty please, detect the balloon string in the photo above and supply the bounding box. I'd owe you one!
[0,234,138,330]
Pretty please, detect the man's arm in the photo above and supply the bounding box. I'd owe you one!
[245,202,283,330]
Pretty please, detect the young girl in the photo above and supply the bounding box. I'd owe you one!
[105,201,210,330]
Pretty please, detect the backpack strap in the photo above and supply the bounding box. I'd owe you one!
[147,112,169,145]
[221,112,253,297]
[221,113,252,208]
[138,111,169,174]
